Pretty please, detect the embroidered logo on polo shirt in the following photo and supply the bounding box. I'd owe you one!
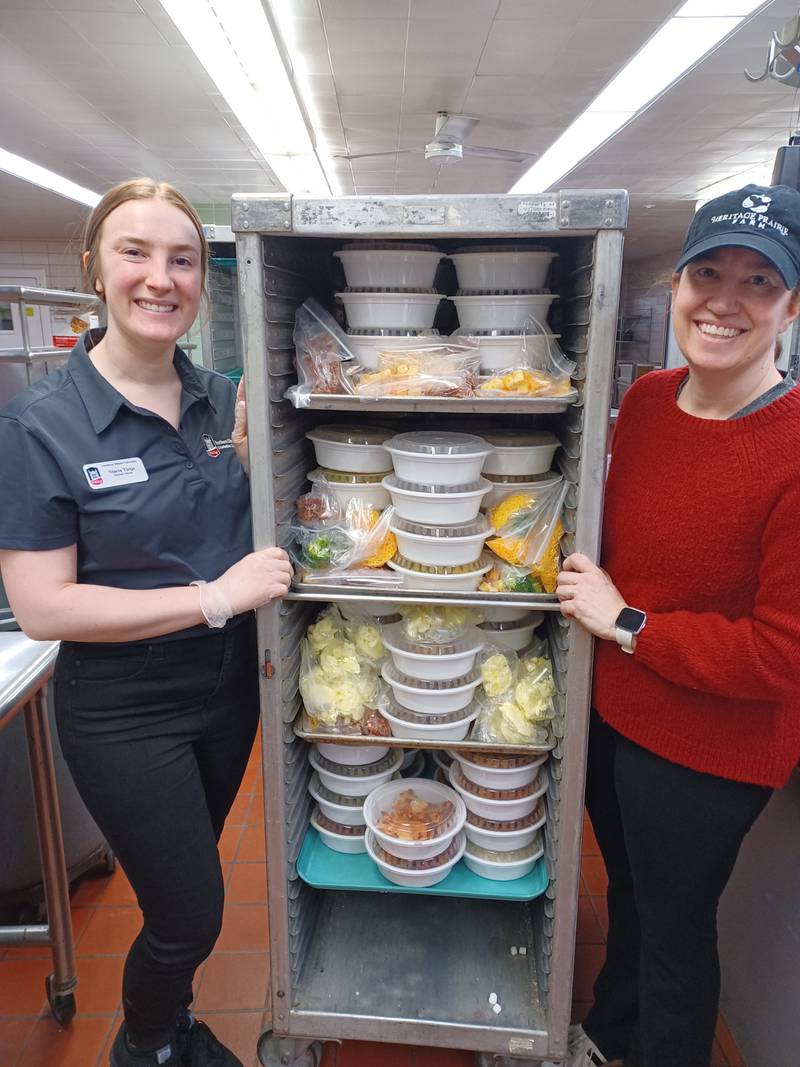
[201,433,234,457]
[83,458,148,489]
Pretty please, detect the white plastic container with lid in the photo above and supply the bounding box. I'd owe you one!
[382,622,484,681]
[334,247,443,290]
[314,741,390,766]
[477,616,540,652]
[308,467,390,511]
[365,829,465,888]
[461,330,562,374]
[310,807,368,854]
[449,749,548,791]
[383,475,491,525]
[452,291,558,332]
[308,748,404,797]
[463,836,543,881]
[448,249,557,291]
[465,800,547,852]
[480,604,539,624]
[307,772,368,827]
[345,329,439,370]
[337,289,443,331]
[363,778,466,860]
[381,661,482,715]
[306,424,393,474]
[482,471,562,512]
[481,430,560,477]
[386,554,493,593]
[384,431,492,486]
[381,694,478,742]
[389,514,491,566]
[448,761,548,821]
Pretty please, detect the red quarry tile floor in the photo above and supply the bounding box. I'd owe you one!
[0,747,747,1067]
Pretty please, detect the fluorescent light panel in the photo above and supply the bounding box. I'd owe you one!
[0,147,100,207]
[158,0,333,195]
[511,1,767,195]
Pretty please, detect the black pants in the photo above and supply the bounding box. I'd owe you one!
[582,710,771,1067]
[54,617,260,1050]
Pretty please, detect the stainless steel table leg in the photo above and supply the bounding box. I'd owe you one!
[23,687,78,1016]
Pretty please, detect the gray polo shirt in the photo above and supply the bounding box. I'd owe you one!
[0,330,252,604]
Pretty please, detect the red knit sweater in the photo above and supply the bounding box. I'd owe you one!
[592,367,800,787]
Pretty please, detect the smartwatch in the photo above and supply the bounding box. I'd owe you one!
[614,606,647,654]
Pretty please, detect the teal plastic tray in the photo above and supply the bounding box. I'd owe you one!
[297,828,548,901]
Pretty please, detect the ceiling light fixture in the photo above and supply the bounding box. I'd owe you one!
[0,147,100,207]
[157,0,333,195]
[510,0,771,195]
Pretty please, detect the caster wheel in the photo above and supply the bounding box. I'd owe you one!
[257,1029,323,1067]
[104,849,117,875]
[46,975,76,1026]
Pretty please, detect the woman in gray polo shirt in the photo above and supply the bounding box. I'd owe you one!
[0,178,291,1067]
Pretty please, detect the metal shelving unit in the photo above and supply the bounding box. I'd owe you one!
[233,191,626,1066]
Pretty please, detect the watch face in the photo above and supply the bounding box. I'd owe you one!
[616,607,646,633]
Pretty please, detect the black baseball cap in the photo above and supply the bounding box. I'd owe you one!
[675,183,800,289]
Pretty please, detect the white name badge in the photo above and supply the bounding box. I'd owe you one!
[83,458,148,490]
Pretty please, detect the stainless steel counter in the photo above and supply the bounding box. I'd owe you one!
[0,633,59,726]
[0,631,78,1022]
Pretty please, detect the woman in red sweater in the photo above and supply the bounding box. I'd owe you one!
[554,184,800,1067]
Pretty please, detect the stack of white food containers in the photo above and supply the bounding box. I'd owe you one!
[363,778,467,888]
[381,622,484,743]
[305,423,394,513]
[334,244,445,366]
[382,431,494,590]
[448,750,548,881]
[448,248,559,373]
[307,744,403,854]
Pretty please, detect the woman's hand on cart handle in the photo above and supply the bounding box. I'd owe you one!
[556,552,626,641]
[215,547,294,613]
[232,378,249,475]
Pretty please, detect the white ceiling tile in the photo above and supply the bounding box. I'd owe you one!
[320,0,405,17]
[58,11,168,45]
[323,18,407,54]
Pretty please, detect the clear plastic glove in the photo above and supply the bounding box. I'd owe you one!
[196,548,294,626]
[232,378,249,474]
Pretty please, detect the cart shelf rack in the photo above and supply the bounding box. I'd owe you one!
[234,191,626,1067]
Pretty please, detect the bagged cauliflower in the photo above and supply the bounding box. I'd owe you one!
[298,606,389,734]
[400,604,484,644]
[471,637,555,746]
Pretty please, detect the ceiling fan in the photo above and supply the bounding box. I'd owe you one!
[333,111,538,165]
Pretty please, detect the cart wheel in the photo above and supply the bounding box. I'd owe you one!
[257,1029,323,1067]
[46,974,76,1026]
[103,849,117,875]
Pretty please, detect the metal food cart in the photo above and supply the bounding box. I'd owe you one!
[233,191,626,1066]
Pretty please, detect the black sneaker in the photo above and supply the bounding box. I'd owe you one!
[175,1014,244,1067]
[110,1023,181,1066]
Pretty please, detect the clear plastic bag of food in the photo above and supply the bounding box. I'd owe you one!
[295,485,342,528]
[291,483,398,576]
[287,298,358,407]
[399,604,485,645]
[482,479,568,593]
[470,638,555,746]
[299,607,391,736]
[353,340,480,398]
[455,313,576,397]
